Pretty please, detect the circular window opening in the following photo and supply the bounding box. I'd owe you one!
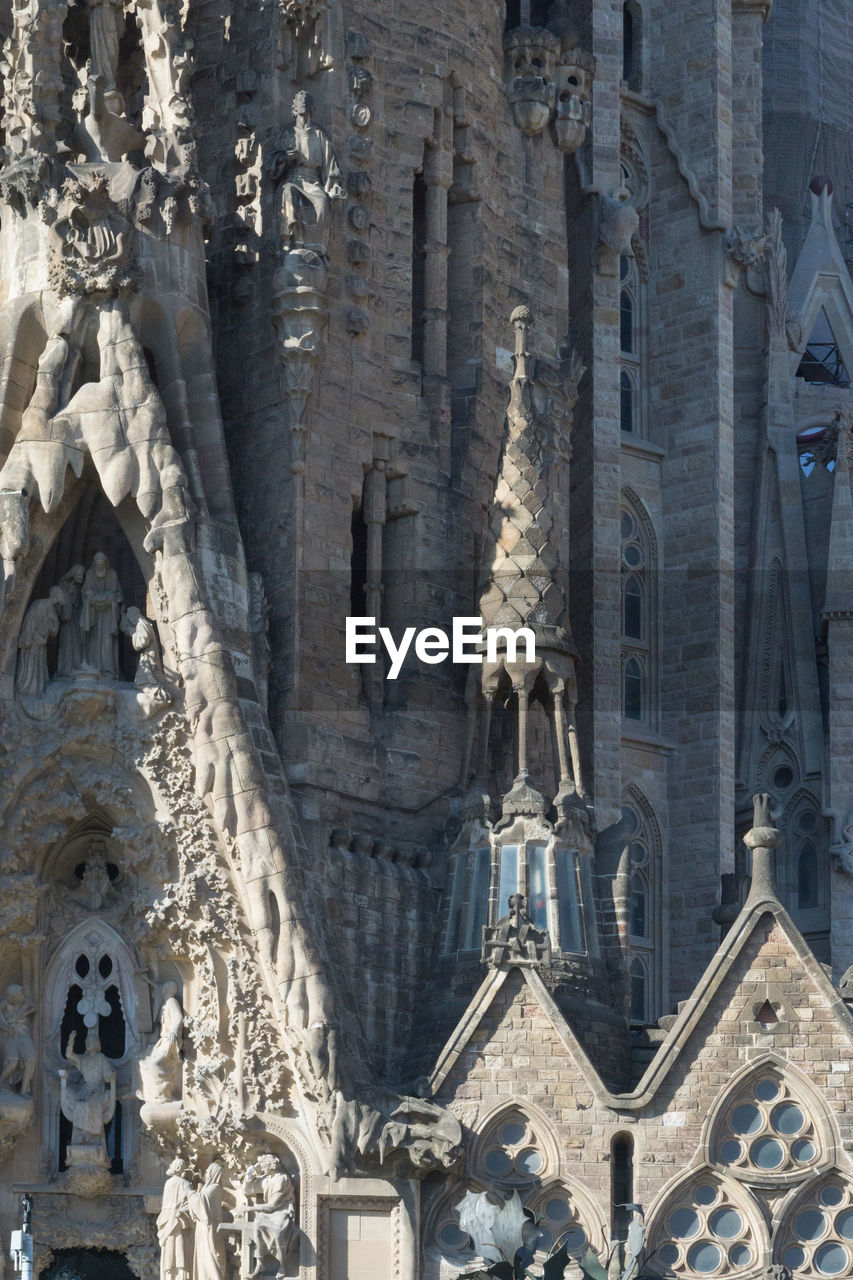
[687,1241,722,1273]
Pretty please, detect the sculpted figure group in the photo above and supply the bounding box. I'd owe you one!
[158,1154,297,1280]
[15,549,169,703]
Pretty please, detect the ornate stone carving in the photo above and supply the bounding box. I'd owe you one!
[329,1089,462,1180]
[503,28,559,135]
[56,564,86,676]
[48,174,137,297]
[270,91,345,535]
[272,90,345,255]
[598,189,640,273]
[554,50,594,154]
[830,811,853,875]
[482,893,552,968]
[463,307,586,819]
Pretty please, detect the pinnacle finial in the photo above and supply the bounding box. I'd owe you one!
[743,792,783,906]
[510,304,534,330]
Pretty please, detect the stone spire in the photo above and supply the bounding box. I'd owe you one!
[480,304,578,657]
[462,306,585,819]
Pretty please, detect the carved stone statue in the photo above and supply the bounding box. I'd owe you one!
[0,985,36,1095]
[80,551,123,677]
[482,893,552,968]
[188,1162,227,1280]
[55,563,86,676]
[231,1154,297,1279]
[16,586,64,696]
[138,980,183,1103]
[272,91,346,254]
[58,1031,117,1165]
[84,0,125,114]
[157,1158,195,1280]
[120,606,170,701]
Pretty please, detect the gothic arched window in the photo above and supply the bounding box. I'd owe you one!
[619,252,644,435]
[781,795,828,951]
[623,793,664,1023]
[621,497,657,729]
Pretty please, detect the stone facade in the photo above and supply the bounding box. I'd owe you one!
[0,1,853,1279]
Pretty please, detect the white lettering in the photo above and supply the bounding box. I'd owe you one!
[415,627,449,663]
[379,626,416,680]
[485,625,536,664]
[346,617,377,663]
[453,616,484,662]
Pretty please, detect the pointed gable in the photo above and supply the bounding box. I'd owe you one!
[428,965,608,1110]
[789,181,853,384]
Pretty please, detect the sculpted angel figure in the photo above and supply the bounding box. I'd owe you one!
[271,90,346,254]
[80,551,123,677]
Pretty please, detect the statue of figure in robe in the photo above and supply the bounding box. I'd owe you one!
[80,551,123,677]
[120,606,170,701]
[16,587,64,696]
[158,1158,194,1280]
[271,90,346,254]
[83,0,126,114]
[235,1154,297,1278]
[188,1162,227,1280]
[56,563,86,676]
[58,1031,117,1163]
[138,979,183,1102]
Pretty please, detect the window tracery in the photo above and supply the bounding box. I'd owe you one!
[651,1175,760,1278]
[622,789,663,1022]
[431,1108,603,1267]
[710,1071,822,1178]
[776,1175,853,1277]
[621,497,657,728]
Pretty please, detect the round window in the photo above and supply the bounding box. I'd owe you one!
[815,1242,849,1276]
[687,1241,722,1273]
[731,1104,762,1135]
[750,1137,784,1169]
[795,1209,827,1241]
[669,1209,701,1240]
[709,1208,742,1240]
